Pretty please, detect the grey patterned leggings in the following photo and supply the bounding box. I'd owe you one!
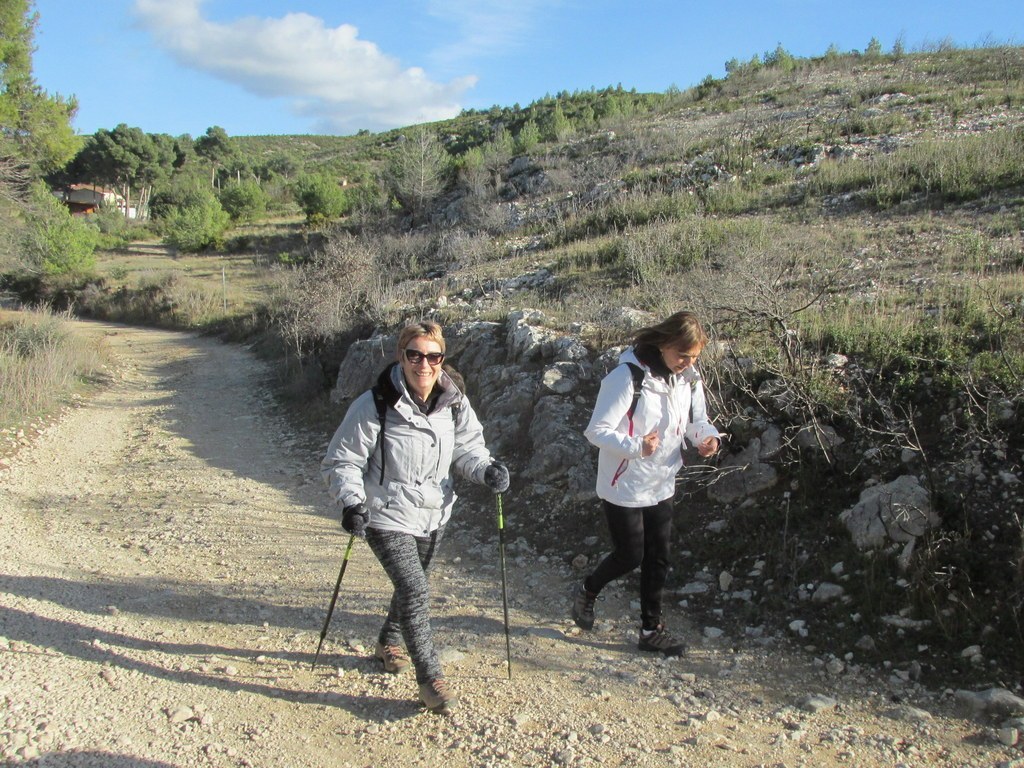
[365,525,446,684]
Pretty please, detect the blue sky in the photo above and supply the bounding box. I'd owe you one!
[31,0,1022,138]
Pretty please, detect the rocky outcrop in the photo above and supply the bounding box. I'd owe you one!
[706,437,779,504]
[839,474,939,550]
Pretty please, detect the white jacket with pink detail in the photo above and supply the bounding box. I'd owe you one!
[584,347,720,508]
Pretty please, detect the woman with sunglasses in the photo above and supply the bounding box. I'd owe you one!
[321,320,508,714]
[572,311,721,656]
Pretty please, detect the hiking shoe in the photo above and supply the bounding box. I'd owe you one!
[374,642,410,674]
[571,584,597,630]
[418,678,457,713]
[638,625,687,657]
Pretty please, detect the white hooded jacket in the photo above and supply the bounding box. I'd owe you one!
[584,347,720,507]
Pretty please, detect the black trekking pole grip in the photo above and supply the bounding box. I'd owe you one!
[311,533,357,671]
[496,492,512,680]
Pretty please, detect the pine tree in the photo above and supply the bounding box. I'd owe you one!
[1,0,80,271]
[0,0,78,176]
[385,128,450,221]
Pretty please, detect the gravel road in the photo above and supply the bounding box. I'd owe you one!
[0,322,1018,768]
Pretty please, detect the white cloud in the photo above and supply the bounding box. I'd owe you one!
[132,0,478,133]
[425,0,565,69]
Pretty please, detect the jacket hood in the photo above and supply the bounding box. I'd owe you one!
[375,362,402,407]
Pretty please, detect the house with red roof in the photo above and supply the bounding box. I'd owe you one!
[54,184,135,218]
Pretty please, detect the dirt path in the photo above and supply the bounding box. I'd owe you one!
[0,322,1016,767]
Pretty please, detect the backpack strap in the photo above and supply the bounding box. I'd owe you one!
[371,385,389,485]
[610,362,646,487]
[371,362,401,486]
[624,362,644,437]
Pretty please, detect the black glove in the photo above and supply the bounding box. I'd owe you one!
[342,503,369,537]
[483,461,510,493]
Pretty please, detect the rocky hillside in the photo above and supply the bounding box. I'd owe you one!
[284,45,1024,691]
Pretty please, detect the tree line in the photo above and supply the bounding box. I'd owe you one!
[0,0,766,276]
[6,0,1000,281]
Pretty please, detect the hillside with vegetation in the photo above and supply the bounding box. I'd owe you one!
[4,35,1024,688]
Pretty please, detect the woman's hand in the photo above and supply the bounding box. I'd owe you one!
[483,461,510,493]
[342,503,369,537]
[697,436,720,457]
[641,430,660,457]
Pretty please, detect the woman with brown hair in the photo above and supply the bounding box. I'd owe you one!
[573,311,721,656]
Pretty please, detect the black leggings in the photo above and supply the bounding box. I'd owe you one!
[584,499,674,630]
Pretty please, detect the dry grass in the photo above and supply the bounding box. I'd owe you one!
[0,307,110,432]
[97,242,270,313]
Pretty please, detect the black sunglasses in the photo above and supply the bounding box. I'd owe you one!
[404,349,445,366]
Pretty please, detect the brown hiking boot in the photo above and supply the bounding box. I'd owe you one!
[374,642,410,674]
[571,584,597,630]
[638,624,686,657]
[418,677,457,713]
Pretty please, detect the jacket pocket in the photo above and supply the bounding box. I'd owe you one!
[386,480,444,511]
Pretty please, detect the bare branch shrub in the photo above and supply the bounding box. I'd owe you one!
[0,156,34,272]
[687,224,842,363]
[436,228,499,273]
[375,230,435,276]
[450,174,510,233]
[623,218,750,287]
[270,232,393,359]
[676,224,865,463]
[0,155,31,205]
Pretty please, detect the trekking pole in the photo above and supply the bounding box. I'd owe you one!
[311,533,356,671]
[496,492,513,680]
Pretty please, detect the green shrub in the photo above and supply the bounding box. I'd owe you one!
[162,192,231,252]
[21,183,98,275]
[694,75,722,101]
[515,119,541,154]
[87,204,152,250]
[540,103,573,142]
[149,180,210,220]
[219,180,269,222]
[346,180,390,222]
[293,174,350,224]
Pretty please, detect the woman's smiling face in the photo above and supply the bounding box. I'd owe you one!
[399,337,445,400]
